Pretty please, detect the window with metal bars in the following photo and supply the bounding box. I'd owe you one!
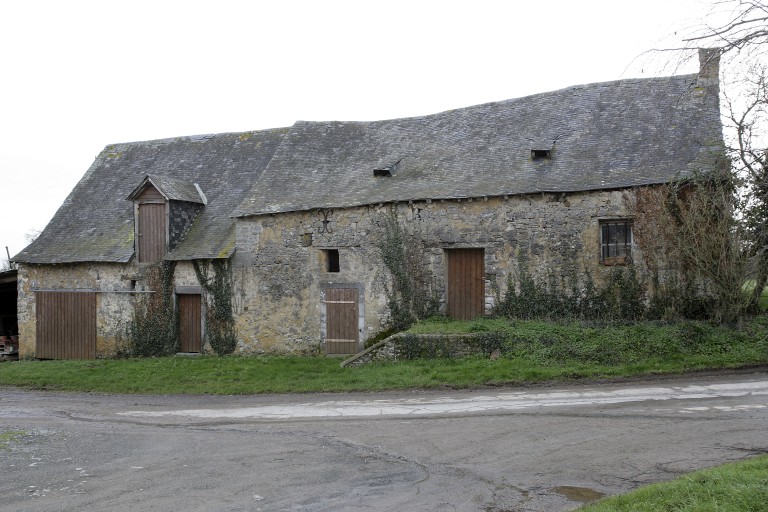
[600,220,632,265]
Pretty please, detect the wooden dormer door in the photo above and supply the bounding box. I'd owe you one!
[137,202,167,263]
[135,184,167,263]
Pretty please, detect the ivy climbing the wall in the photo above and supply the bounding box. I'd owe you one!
[377,205,440,331]
[121,261,179,357]
[193,259,237,355]
[495,251,646,324]
[629,178,749,324]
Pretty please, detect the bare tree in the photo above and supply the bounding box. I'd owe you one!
[724,67,768,309]
[630,177,747,324]
[683,1,768,57]
[661,1,768,310]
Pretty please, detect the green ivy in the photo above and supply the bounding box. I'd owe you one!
[120,261,179,357]
[495,252,647,324]
[378,206,440,331]
[193,259,237,355]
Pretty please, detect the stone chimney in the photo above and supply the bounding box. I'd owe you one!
[698,47,721,80]
[696,47,721,100]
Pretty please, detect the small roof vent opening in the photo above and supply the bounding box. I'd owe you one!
[531,149,552,161]
[373,159,402,177]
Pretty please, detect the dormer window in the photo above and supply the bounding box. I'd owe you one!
[531,149,552,160]
[127,174,206,263]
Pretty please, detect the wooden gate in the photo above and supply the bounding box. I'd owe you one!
[446,249,485,320]
[178,294,202,353]
[35,290,96,359]
[324,288,359,354]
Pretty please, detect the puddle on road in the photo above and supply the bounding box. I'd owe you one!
[552,486,605,503]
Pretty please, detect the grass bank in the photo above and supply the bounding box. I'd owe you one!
[0,318,766,395]
[580,454,768,511]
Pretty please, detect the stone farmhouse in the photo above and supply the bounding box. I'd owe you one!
[13,51,724,359]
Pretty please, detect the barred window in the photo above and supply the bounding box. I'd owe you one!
[600,220,632,265]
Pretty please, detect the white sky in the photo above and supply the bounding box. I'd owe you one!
[1,0,719,262]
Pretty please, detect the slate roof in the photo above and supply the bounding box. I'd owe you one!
[15,128,287,264]
[15,71,723,265]
[233,73,724,217]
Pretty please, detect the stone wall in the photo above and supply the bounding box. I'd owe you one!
[17,189,641,357]
[17,263,132,358]
[341,333,495,367]
[232,189,639,354]
[16,260,203,358]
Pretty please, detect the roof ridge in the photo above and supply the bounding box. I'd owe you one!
[101,125,293,150]
[290,73,699,127]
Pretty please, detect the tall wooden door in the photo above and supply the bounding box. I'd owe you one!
[446,249,485,320]
[35,291,96,359]
[324,288,359,354]
[137,202,166,263]
[178,294,202,353]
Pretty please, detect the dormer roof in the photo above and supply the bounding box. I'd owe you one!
[127,174,206,204]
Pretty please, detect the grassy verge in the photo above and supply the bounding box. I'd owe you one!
[410,316,768,367]
[0,318,765,395]
[579,454,768,511]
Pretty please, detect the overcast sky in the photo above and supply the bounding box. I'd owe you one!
[1,0,720,262]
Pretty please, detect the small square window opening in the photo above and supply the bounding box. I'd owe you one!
[531,149,551,160]
[320,249,340,272]
[600,220,633,265]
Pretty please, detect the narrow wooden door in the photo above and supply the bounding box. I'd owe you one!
[178,294,202,353]
[446,249,485,320]
[324,288,359,354]
[137,202,166,263]
[36,291,96,359]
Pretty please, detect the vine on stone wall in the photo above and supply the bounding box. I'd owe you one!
[495,251,646,324]
[628,178,748,324]
[193,259,237,355]
[377,205,440,331]
[120,261,178,357]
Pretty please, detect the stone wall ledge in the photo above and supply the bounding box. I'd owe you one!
[340,332,496,367]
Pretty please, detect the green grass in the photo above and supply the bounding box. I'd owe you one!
[0,317,766,395]
[0,430,26,450]
[0,355,624,394]
[579,454,768,511]
[743,280,768,311]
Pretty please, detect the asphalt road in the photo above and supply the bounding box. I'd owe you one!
[1,371,767,512]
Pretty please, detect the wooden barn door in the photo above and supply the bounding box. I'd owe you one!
[446,249,485,320]
[178,293,202,353]
[137,202,166,263]
[35,291,96,359]
[324,288,359,355]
